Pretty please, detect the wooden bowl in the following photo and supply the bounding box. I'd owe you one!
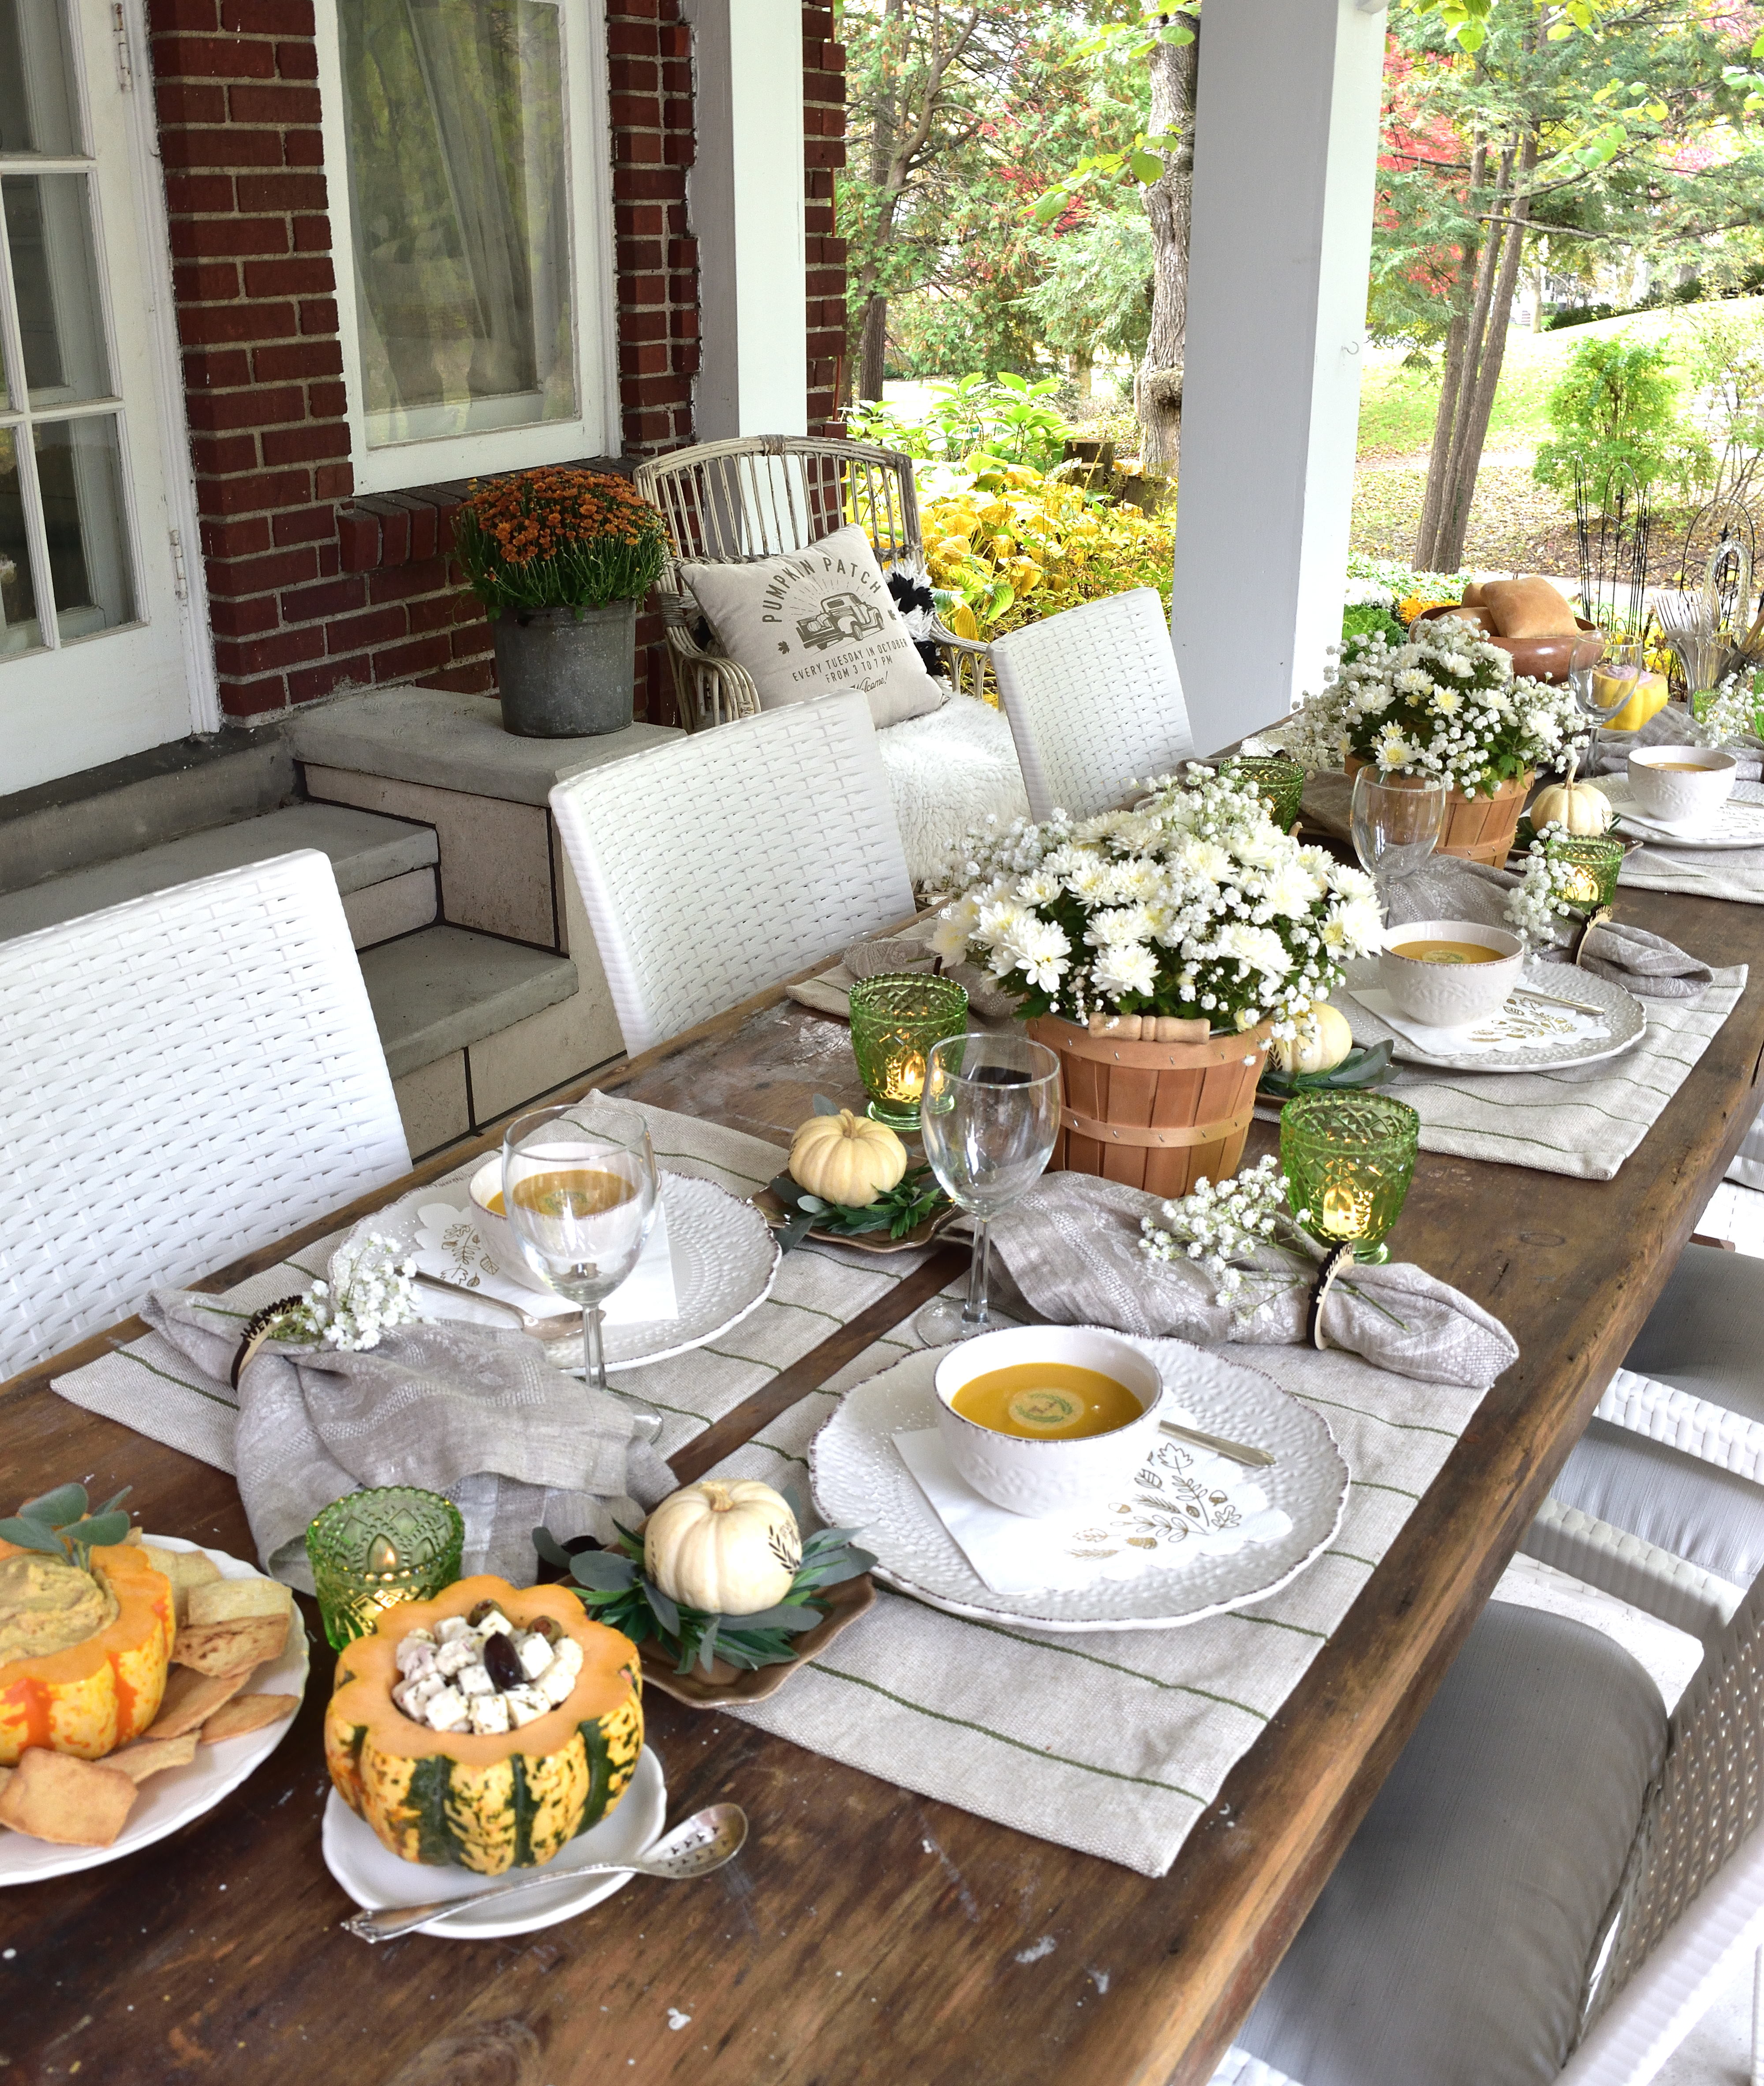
[1413,605,1602,684]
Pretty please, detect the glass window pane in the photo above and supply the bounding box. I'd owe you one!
[34,415,136,639]
[0,0,81,158]
[3,174,114,404]
[339,0,577,447]
[0,426,45,657]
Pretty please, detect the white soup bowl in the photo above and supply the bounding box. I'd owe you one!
[1626,745,1736,827]
[1378,918,1524,1028]
[933,1325,1165,1519]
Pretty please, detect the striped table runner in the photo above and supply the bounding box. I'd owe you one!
[52,1101,1502,1877]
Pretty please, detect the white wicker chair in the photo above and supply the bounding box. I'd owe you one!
[549,693,915,1056]
[1211,1552,1764,2086]
[0,849,411,1381]
[992,587,1196,822]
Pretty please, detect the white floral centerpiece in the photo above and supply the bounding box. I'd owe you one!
[932,764,1382,1039]
[1283,621,1586,798]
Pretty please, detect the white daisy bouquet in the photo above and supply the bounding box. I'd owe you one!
[932,765,1382,1035]
[1284,622,1586,797]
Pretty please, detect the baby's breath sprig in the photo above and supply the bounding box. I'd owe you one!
[1504,830,1591,949]
[258,1233,422,1354]
[1138,1155,1318,1324]
[1687,672,1764,750]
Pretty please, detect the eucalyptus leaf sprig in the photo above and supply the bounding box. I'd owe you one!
[533,1521,876,1679]
[0,1483,134,1569]
[767,1165,949,1251]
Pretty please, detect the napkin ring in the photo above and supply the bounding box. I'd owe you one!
[1306,1244,1356,1350]
[231,1297,305,1391]
[1566,905,1613,969]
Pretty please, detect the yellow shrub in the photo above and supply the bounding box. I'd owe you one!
[919,460,1174,645]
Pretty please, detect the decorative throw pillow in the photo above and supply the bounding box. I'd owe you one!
[680,525,948,730]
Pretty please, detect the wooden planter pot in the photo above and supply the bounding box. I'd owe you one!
[1345,758,1533,869]
[1025,1015,1274,1199]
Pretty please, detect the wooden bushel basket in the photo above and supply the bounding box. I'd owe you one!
[1025,1016,1274,1200]
[1345,757,1533,869]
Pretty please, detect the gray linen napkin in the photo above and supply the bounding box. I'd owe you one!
[1384,854,1713,1001]
[142,1292,673,1591]
[841,932,1021,1019]
[987,1174,1518,1390]
[1588,704,1764,780]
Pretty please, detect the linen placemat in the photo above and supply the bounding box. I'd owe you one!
[707,1336,1494,1878]
[1337,957,1746,1180]
[50,1103,954,1550]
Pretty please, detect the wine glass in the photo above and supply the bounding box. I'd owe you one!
[1351,769,1447,910]
[914,1033,1061,1346]
[1568,633,1627,773]
[501,1098,662,1438]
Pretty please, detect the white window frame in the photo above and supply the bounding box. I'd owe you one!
[314,0,620,497]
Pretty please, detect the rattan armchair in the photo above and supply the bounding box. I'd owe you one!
[633,435,990,731]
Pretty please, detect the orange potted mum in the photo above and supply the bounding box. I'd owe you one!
[455,467,668,738]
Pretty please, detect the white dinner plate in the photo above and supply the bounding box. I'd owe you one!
[1340,958,1647,1074]
[322,1744,666,1939]
[809,1342,1348,1633]
[1605,776,1764,850]
[351,1172,781,1370]
[0,1535,310,1885]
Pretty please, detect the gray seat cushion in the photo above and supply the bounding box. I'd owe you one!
[1551,1420,1764,1586]
[1549,1242,1764,1584]
[1239,1602,1667,2086]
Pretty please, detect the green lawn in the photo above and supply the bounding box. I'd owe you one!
[1356,295,1764,461]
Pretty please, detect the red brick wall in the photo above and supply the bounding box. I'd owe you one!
[146,0,844,729]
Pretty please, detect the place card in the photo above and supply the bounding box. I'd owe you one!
[412,1190,679,1327]
[892,1426,1291,1595]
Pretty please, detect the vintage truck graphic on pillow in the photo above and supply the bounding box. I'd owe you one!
[795,591,886,652]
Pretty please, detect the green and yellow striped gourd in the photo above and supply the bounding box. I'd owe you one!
[323,1575,642,1873]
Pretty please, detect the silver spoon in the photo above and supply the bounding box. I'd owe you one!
[1159,1418,1276,1469]
[412,1270,581,1339]
[341,1803,748,1943]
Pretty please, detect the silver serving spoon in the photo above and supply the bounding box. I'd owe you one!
[1159,1418,1276,1469]
[340,1803,748,1943]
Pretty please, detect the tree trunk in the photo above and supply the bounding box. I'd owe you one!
[1070,346,1094,398]
[856,0,904,405]
[1415,138,1485,567]
[1136,22,1197,475]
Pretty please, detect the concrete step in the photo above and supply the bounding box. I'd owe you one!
[0,802,439,951]
[359,924,577,1081]
[0,725,296,895]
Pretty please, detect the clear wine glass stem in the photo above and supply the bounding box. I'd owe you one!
[963,1219,991,1329]
[583,1303,606,1392]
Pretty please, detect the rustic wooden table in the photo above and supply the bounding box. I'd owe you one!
[3,882,1761,2086]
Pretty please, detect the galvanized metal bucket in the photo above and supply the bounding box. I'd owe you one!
[491,600,637,737]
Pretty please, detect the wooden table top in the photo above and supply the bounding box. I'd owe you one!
[3,880,1761,2086]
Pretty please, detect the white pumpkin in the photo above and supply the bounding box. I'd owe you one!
[1270,1002,1354,1078]
[1530,755,1614,837]
[789,1109,907,1208]
[644,1480,802,1616]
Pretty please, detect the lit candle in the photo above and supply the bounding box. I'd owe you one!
[1558,865,1600,906]
[1319,1178,1374,1241]
[888,1051,927,1103]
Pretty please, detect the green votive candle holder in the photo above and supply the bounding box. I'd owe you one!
[848,973,969,1131]
[1280,1090,1420,1265]
[1545,832,1624,914]
[306,1487,465,1650]
[1223,755,1307,833]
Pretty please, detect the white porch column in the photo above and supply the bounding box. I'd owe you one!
[685,0,808,438]
[1169,0,1387,753]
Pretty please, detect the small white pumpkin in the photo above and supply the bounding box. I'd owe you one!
[644,1480,801,1616]
[1270,1002,1354,1078]
[1530,755,1613,838]
[789,1109,907,1208]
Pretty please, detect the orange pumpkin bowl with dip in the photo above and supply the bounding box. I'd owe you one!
[0,1539,174,1764]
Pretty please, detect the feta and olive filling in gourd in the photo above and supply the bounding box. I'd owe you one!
[390,1600,584,1737]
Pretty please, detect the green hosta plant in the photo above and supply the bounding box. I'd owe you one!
[0,1483,133,1568]
[534,1519,875,1678]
